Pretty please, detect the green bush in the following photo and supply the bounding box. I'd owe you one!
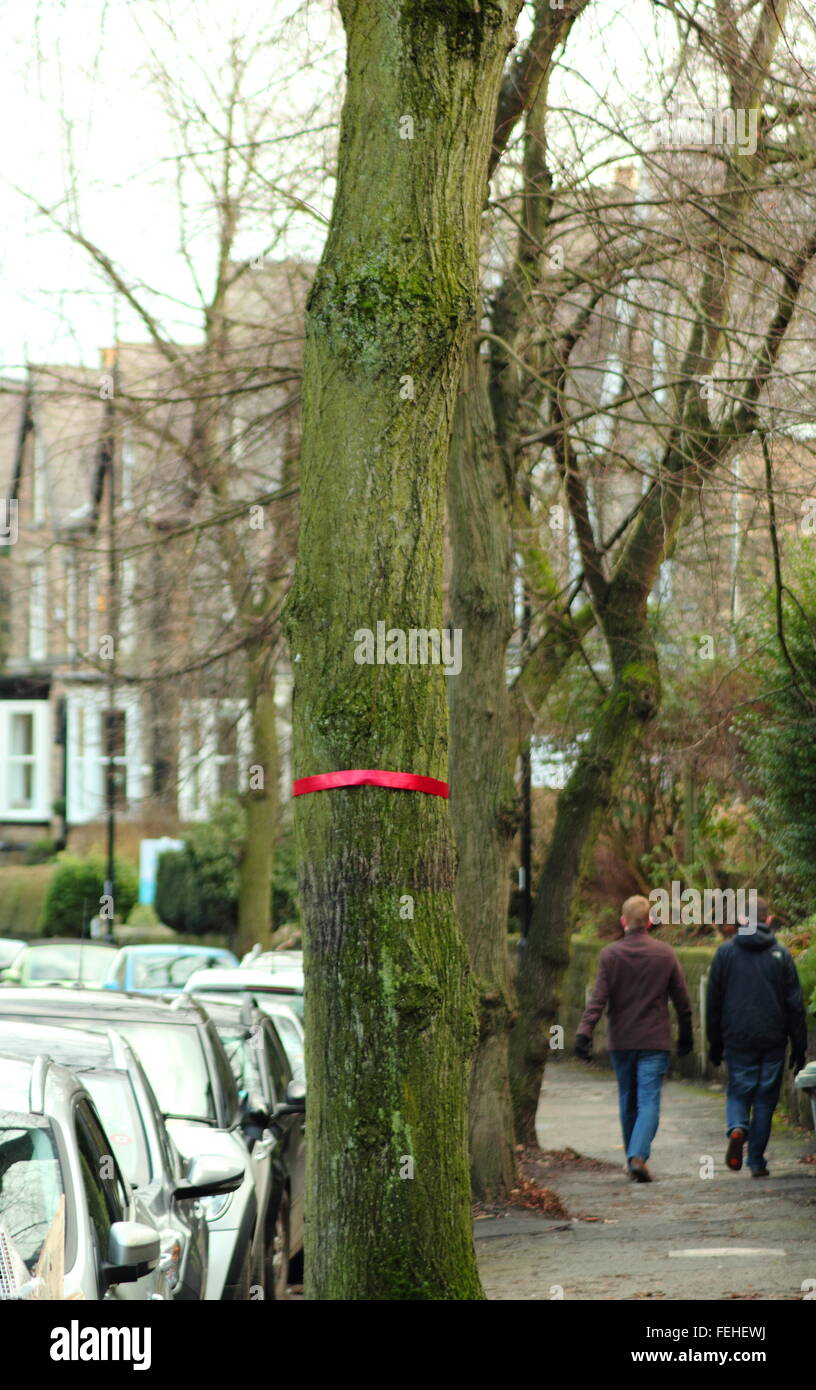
[41,854,138,937]
[24,837,58,865]
[125,901,160,928]
[740,553,816,918]
[155,850,202,934]
[155,797,299,936]
[0,865,56,935]
[795,945,816,1007]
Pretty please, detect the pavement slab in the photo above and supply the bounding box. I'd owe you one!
[476,1060,816,1301]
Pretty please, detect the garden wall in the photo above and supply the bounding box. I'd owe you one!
[557,936,816,1130]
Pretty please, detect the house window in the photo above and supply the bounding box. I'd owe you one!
[119,559,136,652]
[28,564,48,661]
[121,434,135,508]
[0,702,50,820]
[87,566,98,654]
[32,433,47,524]
[64,554,78,659]
[65,690,143,824]
[178,699,250,821]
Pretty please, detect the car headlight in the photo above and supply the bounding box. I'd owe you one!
[200,1191,234,1223]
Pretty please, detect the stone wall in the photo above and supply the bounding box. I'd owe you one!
[558,936,816,1129]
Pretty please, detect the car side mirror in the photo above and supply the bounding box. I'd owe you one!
[174,1155,245,1201]
[273,1079,306,1119]
[102,1221,160,1286]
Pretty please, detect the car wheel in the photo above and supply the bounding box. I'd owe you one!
[266,1189,290,1300]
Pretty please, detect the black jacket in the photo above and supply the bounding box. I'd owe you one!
[706,927,807,1057]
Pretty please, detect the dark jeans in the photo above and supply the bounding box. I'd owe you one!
[609,1049,670,1163]
[725,1048,786,1171]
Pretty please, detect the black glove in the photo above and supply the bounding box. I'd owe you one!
[790,1052,806,1075]
[708,1048,722,1068]
[677,1023,693,1058]
[574,1033,592,1062]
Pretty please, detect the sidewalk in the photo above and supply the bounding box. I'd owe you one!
[476,1060,816,1300]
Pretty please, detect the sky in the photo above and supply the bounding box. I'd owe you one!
[0,0,690,372]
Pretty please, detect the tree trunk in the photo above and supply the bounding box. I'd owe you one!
[449,345,517,1201]
[283,0,523,1300]
[237,668,280,955]
[510,641,660,1141]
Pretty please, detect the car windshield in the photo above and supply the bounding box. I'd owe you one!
[131,953,225,991]
[24,944,113,985]
[81,1073,151,1188]
[0,942,23,969]
[109,1022,216,1125]
[0,1116,64,1272]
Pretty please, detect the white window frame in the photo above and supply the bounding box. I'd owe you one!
[32,432,47,524]
[178,699,251,821]
[0,701,51,821]
[121,432,136,510]
[65,688,144,824]
[64,553,78,659]
[28,562,48,661]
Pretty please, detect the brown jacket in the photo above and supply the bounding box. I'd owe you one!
[578,926,692,1051]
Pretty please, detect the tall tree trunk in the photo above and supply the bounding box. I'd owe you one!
[283,0,523,1300]
[237,666,280,954]
[449,345,517,1201]
[510,613,661,1141]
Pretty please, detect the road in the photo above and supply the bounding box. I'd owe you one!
[475,1060,816,1300]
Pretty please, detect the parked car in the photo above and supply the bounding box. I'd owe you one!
[0,939,117,988]
[0,989,268,1300]
[185,966,304,1021]
[202,998,306,1294]
[0,1020,241,1300]
[240,949,303,974]
[0,939,26,971]
[0,1049,168,1300]
[102,944,239,995]
[189,987,305,1083]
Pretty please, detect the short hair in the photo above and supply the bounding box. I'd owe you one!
[753,897,769,923]
[622,895,651,928]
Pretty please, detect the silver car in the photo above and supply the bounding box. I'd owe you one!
[0,1050,168,1300]
[0,1020,243,1299]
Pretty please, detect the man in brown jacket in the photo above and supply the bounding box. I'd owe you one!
[574,894,693,1182]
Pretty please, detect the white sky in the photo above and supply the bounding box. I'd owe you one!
[0,0,722,371]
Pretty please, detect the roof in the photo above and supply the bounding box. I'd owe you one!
[0,1055,38,1111]
[186,967,303,993]
[0,1019,117,1070]
[0,986,210,1026]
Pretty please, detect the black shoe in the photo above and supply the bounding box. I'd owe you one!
[628,1157,652,1182]
[726,1128,745,1171]
[750,1164,769,1178]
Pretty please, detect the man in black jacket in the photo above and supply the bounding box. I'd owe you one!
[706,899,807,1177]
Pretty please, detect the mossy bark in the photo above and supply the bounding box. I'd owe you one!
[283,0,523,1300]
[449,346,517,1201]
[237,672,279,954]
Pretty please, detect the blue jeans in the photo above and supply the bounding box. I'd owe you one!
[725,1049,785,1171]
[609,1049,670,1163]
